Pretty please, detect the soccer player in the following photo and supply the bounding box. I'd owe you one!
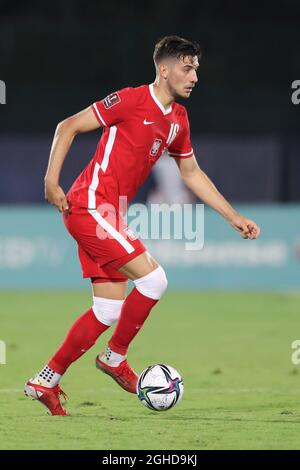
[25,36,261,415]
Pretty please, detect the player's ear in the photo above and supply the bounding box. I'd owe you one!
[159,63,168,80]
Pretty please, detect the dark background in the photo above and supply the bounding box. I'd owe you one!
[0,0,300,203]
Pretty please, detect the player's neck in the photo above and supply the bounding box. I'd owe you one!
[152,81,174,110]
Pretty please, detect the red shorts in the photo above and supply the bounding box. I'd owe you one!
[63,205,146,283]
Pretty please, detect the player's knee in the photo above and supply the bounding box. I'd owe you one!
[134,265,168,300]
[92,297,124,326]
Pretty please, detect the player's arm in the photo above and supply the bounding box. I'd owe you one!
[174,154,261,240]
[44,107,100,212]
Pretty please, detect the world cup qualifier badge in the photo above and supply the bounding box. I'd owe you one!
[103,92,121,109]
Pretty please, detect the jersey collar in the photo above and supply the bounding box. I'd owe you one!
[149,83,172,115]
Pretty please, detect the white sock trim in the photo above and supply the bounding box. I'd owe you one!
[133,265,168,300]
[92,296,124,326]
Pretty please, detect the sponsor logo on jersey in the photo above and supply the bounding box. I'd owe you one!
[150,139,163,157]
[103,92,121,109]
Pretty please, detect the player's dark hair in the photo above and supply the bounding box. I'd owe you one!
[153,35,201,67]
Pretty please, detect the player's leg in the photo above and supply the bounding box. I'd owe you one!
[47,280,128,374]
[25,226,129,416]
[109,251,167,354]
[25,206,134,414]
[24,280,127,416]
[96,251,168,393]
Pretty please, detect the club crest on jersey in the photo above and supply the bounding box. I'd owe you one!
[123,227,137,241]
[150,139,163,158]
[103,92,121,109]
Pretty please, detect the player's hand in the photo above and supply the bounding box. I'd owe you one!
[229,214,261,240]
[45,181,69,212]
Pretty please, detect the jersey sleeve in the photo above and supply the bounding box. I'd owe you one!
[91,87,135,127]
[168,108,194,158]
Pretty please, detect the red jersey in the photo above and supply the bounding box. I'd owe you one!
[67,83,194,209]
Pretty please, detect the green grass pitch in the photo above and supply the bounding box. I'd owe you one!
[0,290,300,450]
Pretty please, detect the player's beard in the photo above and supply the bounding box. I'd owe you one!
[167,81,189,100]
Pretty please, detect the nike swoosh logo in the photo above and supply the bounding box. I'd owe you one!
[143,119,155,125]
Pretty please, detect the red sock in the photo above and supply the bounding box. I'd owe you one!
[109,288,158,355]
[48,308,109,375]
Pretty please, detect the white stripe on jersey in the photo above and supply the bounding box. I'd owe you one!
[88,162,101,209]
[92,103,107,127]
[101,126,117,172]
[88,126,117,208]
[87,125,134,253]
[168,149,194,157]
[88,209,135,254]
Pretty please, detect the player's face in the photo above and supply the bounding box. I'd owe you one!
[166,55,199,99]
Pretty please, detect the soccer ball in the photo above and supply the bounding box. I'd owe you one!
[136,364,184,411]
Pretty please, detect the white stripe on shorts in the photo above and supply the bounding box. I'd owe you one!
[88,209,135,254]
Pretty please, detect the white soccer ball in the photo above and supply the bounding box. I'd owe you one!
[136,364,184,411]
